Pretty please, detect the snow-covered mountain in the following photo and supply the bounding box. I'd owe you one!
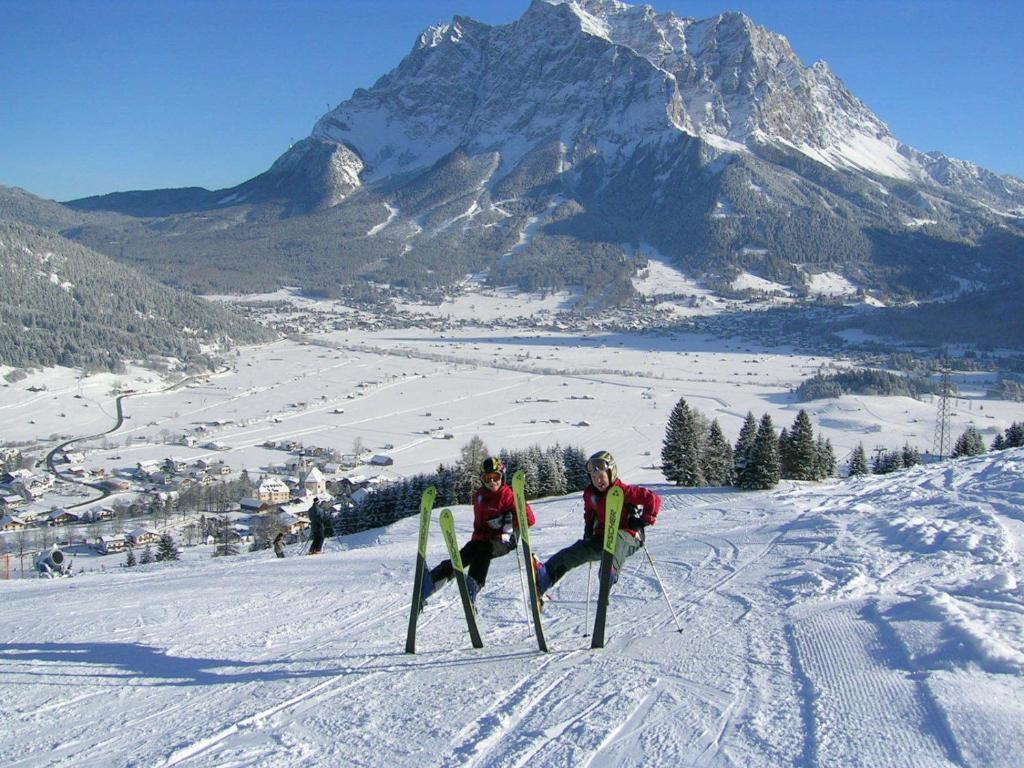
[3,447,1023,766]
[63,0,1024,308]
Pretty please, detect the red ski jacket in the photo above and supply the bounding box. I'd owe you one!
[583,478,660,538]
[471,483,535,542]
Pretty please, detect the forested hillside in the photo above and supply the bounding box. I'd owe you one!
[0,221,273,372]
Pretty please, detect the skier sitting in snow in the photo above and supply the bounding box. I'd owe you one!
[421,456,535,606]
[534,450,660,601]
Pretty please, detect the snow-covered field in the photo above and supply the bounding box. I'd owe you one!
[2,448,1022,767]
[2,326,1015,496]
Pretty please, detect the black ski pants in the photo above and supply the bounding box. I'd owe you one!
[431,538,515,587]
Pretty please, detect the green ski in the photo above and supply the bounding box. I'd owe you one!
[405,485,437,654]
[438,508,484,649]
[591,485,624,649]
[512,469,548,652]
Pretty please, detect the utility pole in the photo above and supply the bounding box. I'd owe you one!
[932,356,953,461]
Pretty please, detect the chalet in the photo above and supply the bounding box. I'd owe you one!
[179,434,198,447]
[102,477,131,492]
[1,493,25,509]
[61,451,85,464]
[240,498,268,512]
[97,534,127,554]
[276,512,309,536]
[370,455,394,466]
[0,514,27,531]
[92,507,117,521]
[163,458,189,473]
[300,466,327,497]
[128,527,160,546]
[136,460,161,478]
[48,508,82,526]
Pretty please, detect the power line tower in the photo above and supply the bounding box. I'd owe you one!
[932,358,953,461]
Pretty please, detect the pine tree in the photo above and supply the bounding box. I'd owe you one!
[733,411,758,482]
[813,435,836,479]
[848,444,869,476]
[455,435,489,503]
[139,544,155,565]
[677,403,705,488]
[787,410,817,480]
[661,397,689,484]
[124,546,137,568]
[1005,422,1024,447]
[156,533,179,561]
[952,426,986,458]
[739,414,780,490]
[901,443,921,467]
[777,427,793,479]
[702,419,734,486]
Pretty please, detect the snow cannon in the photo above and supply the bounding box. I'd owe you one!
[35,548,72,578]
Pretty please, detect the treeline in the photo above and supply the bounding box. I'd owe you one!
[847,443,923,476]
[661,399,836,490]
[796,368,942,401]
[342,440,590,536]
[0,222,272,371]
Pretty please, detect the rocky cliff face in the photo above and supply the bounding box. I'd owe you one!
[62,0,1023,307]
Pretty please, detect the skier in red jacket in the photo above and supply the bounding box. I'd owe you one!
[535,450,660,596]
[421,457,535,605]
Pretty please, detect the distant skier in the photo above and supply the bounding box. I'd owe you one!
[421,457,535,606]
[308,497,326,555]
[534,450,660,598]
[273,531,286,558]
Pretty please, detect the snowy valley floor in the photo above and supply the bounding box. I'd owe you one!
[2,449,1023,767]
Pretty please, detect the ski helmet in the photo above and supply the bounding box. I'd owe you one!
[586,450,617,484]
[481,456,505,477]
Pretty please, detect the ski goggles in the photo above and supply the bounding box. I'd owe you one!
[482,471,502,483]
[586,458,610,474]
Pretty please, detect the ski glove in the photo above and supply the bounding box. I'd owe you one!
[626,514,647,530]
[501,532,517,549]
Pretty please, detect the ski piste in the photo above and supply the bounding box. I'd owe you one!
[438,508,484,649]
[590,485,624,649]
[405,485,436,654]
[512,469,548,652]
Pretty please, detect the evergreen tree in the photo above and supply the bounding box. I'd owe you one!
[139,544,155,565]
[901,443,922,467]
[538,450,568,497]
[848,444,869,476]
[661,397,689,484]
[1001,421,1023,448]
[813,436,836,480]
[739,414,780,490]
[777,427,793,479]
[156,533,179,561]
[124,546,136,568]
[455,435,489,503]
[702,419,734,486]
[733,411,758,482]
[952,426,986,458]
[992,433,1006,451]
[787,410,817,480]
[562,445,590,491]
[677,402,705,488]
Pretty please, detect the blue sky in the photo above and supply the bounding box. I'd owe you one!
[3,0,1021,201]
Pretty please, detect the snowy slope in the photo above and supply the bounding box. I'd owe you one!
[2,448,1022,767]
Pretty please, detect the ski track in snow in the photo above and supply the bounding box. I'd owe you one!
[2,451,1024,766]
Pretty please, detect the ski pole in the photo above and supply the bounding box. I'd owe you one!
[584,561,593,636]
[643,544,683,634]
